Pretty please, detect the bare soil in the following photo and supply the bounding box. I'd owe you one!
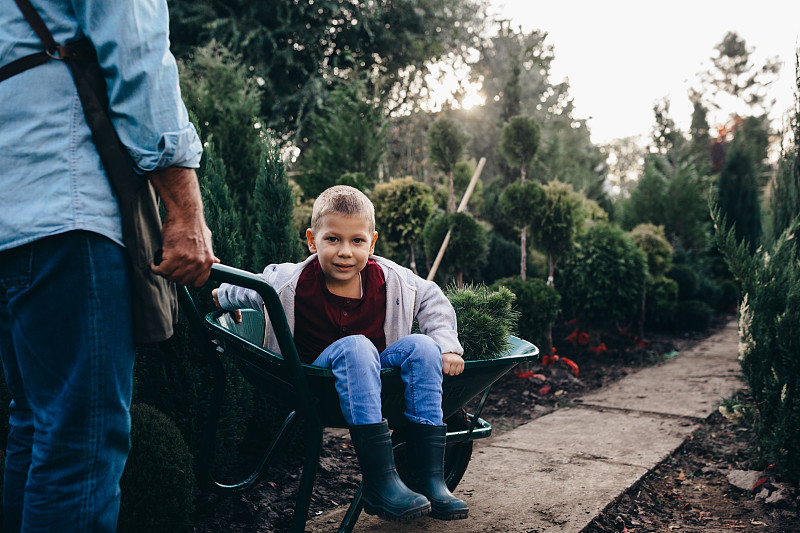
[190,314,800,533]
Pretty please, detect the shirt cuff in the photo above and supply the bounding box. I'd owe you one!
[131,122,203,171]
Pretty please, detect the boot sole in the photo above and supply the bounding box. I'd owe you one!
[363,502,431,522]
[430,509,469,520]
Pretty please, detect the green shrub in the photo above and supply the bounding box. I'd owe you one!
[717,278,740,311]
[558,223,647,327]
[671,299,713,331]
[423,212,488,284]
[444,284,519,360]
[645,276,679,330]
[630,223,673,277]
[118,404,195,533]
[337,172,371,191]
[715,206,800,480]
[491,277,560,350]
[480,233,540,284]
[133,322,253,474]
[667,263,699,300]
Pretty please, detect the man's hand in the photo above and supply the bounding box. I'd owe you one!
[211,288,242,323]
[148,167,218,286]
[442,352,465,376]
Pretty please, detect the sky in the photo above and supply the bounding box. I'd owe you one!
[488,0,800,145]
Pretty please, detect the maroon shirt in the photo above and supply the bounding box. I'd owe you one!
[294,258,387,363]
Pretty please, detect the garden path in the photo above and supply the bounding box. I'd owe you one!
[305,319,742,532]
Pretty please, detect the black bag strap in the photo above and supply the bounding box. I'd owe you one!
[0,0,91,83]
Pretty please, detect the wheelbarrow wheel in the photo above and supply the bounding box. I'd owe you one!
[392,409,473,492]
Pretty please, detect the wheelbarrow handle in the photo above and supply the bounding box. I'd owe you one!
[189,263,310,398]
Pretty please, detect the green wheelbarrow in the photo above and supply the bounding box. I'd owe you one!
[178,263,539,533]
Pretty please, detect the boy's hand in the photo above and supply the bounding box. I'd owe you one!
[211,288,242,323]
[442,352,465,376]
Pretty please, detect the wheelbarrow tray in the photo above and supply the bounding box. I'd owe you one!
[207,309,539,429]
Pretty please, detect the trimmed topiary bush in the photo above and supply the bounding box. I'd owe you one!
[558,223,647,327]
[444,284,519,360]
[667,263,699,300]
[491,277,560,352]
[671,299,713,331]
[630,223,673,277]
[423,211,488,285]
[118,404,195,533]
[645,276,679,330]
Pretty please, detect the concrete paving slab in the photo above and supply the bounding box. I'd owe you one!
[579,321,743,419]
[488,407,697,468]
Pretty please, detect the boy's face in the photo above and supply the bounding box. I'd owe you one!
[306,213,378,296]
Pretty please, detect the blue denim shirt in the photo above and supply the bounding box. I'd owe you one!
[0,0,202,251]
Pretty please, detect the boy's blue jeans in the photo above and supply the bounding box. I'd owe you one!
[313,334,444,426]
[0,231,135,533]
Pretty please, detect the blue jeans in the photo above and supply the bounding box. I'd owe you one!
[0,231,135,533]
[313,334,444,426]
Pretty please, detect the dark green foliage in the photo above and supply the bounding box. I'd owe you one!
[644,276,679,330]
[620,155,709,255]
[714,200,800,480]
[671,299,713,331]
[168,0,484,137]
[423,212,488,283]
[337,172,370,191]
[482,178,517,241]
[631,224,673,278]
[717,134,762,251]
[529,180,586,285]
[631,224,674,337]
[118,404,195,533]
[558,223,647,327]
[444,284,519,360]
[499,181,545,229]
[768,56,800,244]
[499,116,541,179]
[132,323,253,474]
[179,42,263,215]
[667,263,700,300]
[480,233,533,284]
[717,279,741,311]
[427,118,470,175]
[200,145,245,268]
[297,77,387,198]
[253,138,303,269]
[371,177,434,269]
[491,277,561,351]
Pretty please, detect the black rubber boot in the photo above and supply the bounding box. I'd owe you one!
[405,422,469,520]
[349,421,431,522]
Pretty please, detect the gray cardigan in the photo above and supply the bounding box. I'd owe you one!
[216,254,463,357]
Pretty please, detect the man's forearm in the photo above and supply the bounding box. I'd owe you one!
[148,166,217,286]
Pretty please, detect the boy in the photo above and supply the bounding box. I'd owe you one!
[212,185,468,522]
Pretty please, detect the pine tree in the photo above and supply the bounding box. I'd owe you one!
[252,138,303,270]
[717,135,762,251]
[199,144,245,268]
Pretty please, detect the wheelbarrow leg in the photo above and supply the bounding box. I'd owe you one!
[290,425,324,533]
[337,485,364,533]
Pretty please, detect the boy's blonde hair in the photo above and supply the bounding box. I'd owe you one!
[311,185,376,233]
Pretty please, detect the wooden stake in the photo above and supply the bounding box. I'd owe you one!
[427,157,486,281]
